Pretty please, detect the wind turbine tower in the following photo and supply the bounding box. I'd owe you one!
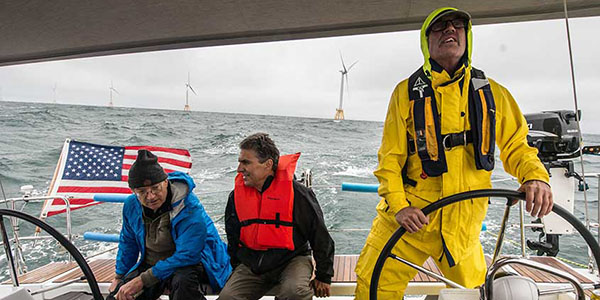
[184,72,197,111]
[108,81,119,107]
[334,52,358,121]
[53,83,57,104]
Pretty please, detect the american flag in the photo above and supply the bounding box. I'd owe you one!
[40,139,192,217]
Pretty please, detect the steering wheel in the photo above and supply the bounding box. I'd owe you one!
[0,209,103,300]
[369,189,600,300]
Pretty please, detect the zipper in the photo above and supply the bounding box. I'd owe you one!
[437,211,456,267]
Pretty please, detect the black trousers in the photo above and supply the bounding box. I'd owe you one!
[109,263,209,300]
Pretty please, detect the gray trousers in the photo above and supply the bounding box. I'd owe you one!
[218,255,314,300]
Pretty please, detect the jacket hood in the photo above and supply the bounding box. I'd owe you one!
[167,171,196,193]
[167,171,198,216]
[420,7,473,76]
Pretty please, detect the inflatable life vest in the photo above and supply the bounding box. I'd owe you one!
[234,153,300,251]
[407,67,496,179]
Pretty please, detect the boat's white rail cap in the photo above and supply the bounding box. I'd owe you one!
[0,287,35,300]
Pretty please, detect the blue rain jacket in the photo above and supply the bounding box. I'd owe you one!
[115,171,231,291]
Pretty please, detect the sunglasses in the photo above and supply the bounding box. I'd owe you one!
[429,19,468,33]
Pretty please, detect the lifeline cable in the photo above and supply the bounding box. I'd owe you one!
[562,0,589,228]
[0,176,8,208]
[562,0,596,273]
[484,230,588,268]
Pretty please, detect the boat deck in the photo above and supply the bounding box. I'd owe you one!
[3,255,596,296]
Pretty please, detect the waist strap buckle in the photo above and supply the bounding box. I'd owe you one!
[443,131,469,151]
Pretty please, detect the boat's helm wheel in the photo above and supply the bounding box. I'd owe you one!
[0,209,103,300]
[369,189,600,300]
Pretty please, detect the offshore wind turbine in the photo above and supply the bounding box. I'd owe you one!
[334,52,358,121]
[108,81,119,107]
[184,72,197,111]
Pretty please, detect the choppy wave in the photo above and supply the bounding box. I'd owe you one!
[333,166,375,178]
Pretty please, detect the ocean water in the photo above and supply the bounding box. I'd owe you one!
[1,100,600,281]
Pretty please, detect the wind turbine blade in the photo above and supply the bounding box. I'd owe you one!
[348,60,359,71]
[189,85,197,95]
[113,88,120,95]
[339,51,347,73]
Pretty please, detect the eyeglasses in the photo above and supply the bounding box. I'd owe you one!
[134,182,164,198]
[429,19,468,33]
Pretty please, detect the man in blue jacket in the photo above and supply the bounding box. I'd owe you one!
[108,149,231,300]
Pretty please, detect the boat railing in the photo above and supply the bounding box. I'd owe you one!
[0,195,74,275]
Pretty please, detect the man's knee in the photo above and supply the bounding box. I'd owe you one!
[171,266,201,291]
[276,280,313,300]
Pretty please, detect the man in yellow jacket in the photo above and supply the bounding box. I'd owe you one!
[354,7,553,299]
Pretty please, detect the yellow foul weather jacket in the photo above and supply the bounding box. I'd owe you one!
[371,7,549,267]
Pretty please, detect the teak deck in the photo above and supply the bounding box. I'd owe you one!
[4,255,593,286]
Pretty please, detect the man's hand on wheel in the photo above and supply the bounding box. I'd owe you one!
[517,180,553,218]
[395,207,429,233]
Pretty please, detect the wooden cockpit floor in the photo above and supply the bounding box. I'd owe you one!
[3,255,594,286]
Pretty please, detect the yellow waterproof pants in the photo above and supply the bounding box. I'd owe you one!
[354,216,487,299]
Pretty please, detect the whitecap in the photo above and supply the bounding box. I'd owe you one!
[333,166,374,178]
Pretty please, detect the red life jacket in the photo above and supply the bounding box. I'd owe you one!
[234,153,300,251]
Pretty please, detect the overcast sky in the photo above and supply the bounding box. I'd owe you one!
[1,16,599,131]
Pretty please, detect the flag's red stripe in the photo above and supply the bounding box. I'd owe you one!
[57,186,132,193]
[159,157,192,168]
[122,156,192,168]
[50,198,101,205]
[125,146,190,156]
[46,201,101,217]
[122,166,178,174]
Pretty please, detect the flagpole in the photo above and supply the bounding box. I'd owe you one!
[36,139,70,235]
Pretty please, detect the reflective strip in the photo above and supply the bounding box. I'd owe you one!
[424,97,439,161]
[479,89,489,155]
[410,101,418,154]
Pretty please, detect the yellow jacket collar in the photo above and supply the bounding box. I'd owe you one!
[429,62,470,88]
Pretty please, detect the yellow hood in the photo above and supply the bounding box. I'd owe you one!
[420,7,473,77]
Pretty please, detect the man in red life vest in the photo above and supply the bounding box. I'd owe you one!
[219,133,335,299]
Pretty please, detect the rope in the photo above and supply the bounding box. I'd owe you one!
[555,256,588,269]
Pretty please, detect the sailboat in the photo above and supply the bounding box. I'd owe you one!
[1,1,600,299]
